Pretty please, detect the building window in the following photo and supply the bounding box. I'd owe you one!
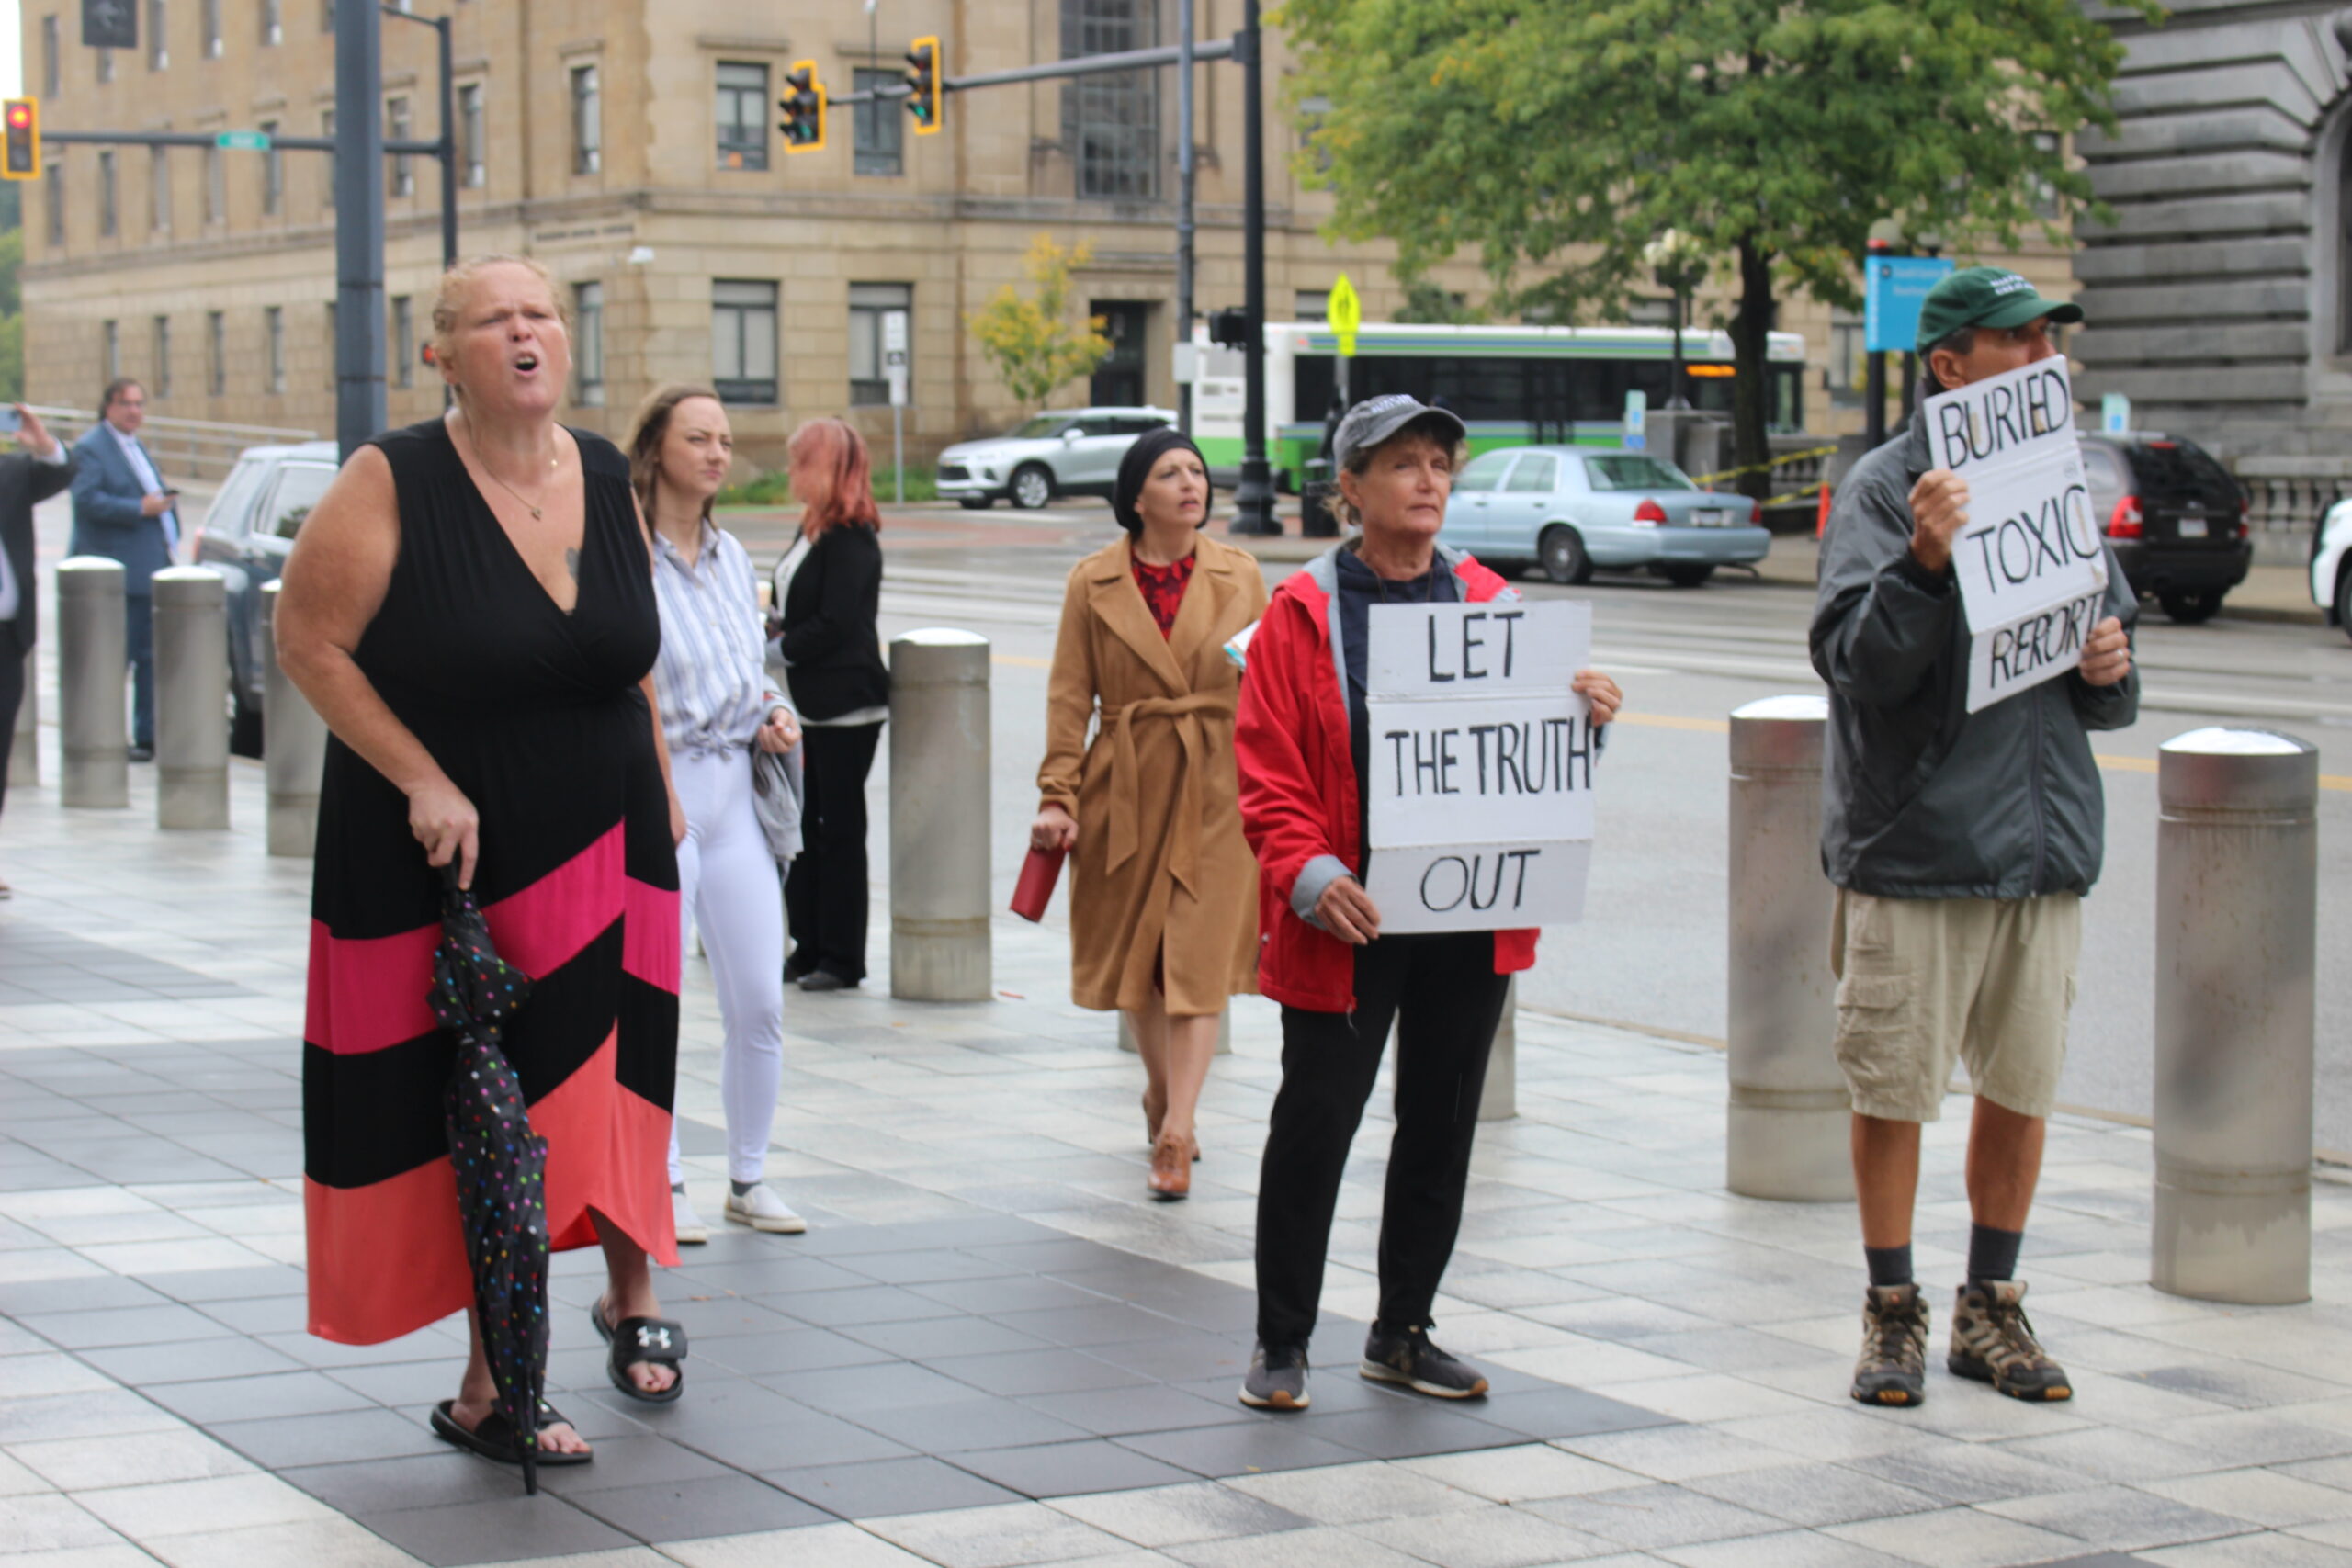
[149,146,169,233]
[147,0,167,69]
[320,108,334,208]
[854,67,902,177]
[103,320,119,381]
[152,316,172,397]
[715,62,768,171]
[847,283,910,406]
[458,83,484,187]
[44,170,63,247]
[41,16,60,97]
[1295,290,1329,322]
[97,151,118,238]
[260,0,280,45]
[1826,309,1866,410]
[388,96,413,197]
[265,306,284,392]
[711,280,777,404]
[259,122,281,214]
[207,310,225,395]
[571,64,600,175]
[201,0,220,58]
[203,143,223,223]
[386,295,411,389]
[96,46,113,85]
[1062,0,1159,201]
[567,282,605,405]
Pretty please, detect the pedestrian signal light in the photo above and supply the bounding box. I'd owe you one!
[1208,308,1250,349]
[905,37,944,136]
[2,99,40,182]
[778,62,826,153]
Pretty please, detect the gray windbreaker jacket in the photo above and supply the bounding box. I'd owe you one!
[1810,409,2140,899]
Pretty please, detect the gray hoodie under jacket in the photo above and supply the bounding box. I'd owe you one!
[1809,408,2140,900]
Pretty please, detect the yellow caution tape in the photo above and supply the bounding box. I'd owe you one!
[1687,444,1838,487]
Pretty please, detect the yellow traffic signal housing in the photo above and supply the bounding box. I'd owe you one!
[2,98,40,181]
[778,61,826,153]
[905,37,944,136]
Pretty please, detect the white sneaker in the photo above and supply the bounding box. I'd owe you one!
[724,1184,808,1235]
[671,1186,709,1246]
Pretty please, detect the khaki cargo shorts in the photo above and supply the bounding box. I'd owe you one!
[1829,888,2081,1123]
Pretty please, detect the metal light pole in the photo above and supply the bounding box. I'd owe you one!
[1175,0,1196,437]
[1227,0,1277,535]
[334,0,387,461]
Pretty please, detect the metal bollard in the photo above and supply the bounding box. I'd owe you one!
[2153,726,2317,1305]
[8,649,35,788]
[153,567,230,829]
[888,628,991,1000]
[56,557,129,809]
[1726,694,1849,1201]
[1118,1012,1233,1056]
[260,581,328,858]
[1478,977,1517,1121]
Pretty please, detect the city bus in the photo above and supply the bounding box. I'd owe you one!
[1190,321,1812,491]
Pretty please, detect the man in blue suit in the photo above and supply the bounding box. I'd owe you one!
[70,379,178,760]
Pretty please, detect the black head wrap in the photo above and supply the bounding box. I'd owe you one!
[1112,426,1208,538]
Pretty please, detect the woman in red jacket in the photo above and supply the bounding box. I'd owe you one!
[1232,395,1622,1413]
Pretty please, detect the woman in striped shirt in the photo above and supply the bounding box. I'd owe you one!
[628,385,807,1244]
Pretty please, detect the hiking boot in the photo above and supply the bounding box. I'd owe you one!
[1950,1280,2072,1402]
[1360,1325,1489,1399]
[1851,1283,1929,1407]
[1238,1341,1309,1410]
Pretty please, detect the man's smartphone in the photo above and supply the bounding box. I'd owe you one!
[161,487,180,496]
[0,408,22,434]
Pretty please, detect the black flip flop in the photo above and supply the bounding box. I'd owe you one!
[591,1299,688,1404]
[429,1399,594,1467]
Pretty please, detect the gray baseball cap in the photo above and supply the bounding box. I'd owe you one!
[1332,394,1467,468]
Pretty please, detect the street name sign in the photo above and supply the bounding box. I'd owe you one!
[1923,358,2108,714]
[1363,600,1596,934]
[214,130,271,152]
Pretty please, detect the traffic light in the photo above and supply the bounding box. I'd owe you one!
[778,61,826,153]
[905,37,944,136]
[2,99,39,182]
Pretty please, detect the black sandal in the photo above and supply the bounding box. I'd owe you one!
[429,1398,594,1467]
[591,1298,687,1404]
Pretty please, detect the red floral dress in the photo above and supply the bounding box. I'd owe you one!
[1131,551,1196,637]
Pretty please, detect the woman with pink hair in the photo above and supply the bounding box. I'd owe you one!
[769,419,890,991]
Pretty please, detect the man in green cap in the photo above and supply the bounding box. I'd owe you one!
[1809,266,2138,1410]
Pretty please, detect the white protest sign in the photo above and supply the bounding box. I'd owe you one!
[1363,600,1596,934]
[1922,358,2109,713]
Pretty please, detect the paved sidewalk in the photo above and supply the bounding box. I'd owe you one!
[4,748,2352,1567]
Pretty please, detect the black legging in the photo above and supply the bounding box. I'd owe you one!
[785,721,881,984]
[1255,930,1511,1350]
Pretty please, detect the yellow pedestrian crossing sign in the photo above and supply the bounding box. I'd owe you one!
[1329,274,1362,358]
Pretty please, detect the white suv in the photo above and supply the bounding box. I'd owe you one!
[2312,498,2352,643]
[934,407,1176,512]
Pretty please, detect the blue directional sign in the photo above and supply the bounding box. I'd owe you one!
[1863,256,1955,354]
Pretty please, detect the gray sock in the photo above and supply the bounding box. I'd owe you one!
[730,1179,757,1198]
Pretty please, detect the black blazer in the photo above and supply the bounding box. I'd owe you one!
[775,523,890,721]
[1,450,77,657]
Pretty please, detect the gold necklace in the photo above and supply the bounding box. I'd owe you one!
[462,413,560,521]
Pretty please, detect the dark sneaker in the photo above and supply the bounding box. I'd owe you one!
[1950,1280,2072,1402]
[1851,1283,1929,1407]
[1360,1325,1489,1399]
[1239,1341,1308,1410]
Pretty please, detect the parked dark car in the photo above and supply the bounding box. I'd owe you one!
[191,440,340,755]
[2082,433,2251,625]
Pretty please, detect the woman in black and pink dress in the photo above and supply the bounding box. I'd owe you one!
[277,254,688,1471]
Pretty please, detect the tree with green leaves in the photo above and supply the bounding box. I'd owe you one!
[1281,0,2156,492]
[968,234,1114,412]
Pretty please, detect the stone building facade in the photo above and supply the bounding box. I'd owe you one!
[2074,1,2352,527]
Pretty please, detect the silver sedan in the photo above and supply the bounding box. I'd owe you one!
[1441,446,1770,587]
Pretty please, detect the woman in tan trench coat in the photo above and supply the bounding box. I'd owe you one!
[1033,429,1268,1201]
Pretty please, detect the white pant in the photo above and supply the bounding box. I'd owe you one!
[667,746,786,1185]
